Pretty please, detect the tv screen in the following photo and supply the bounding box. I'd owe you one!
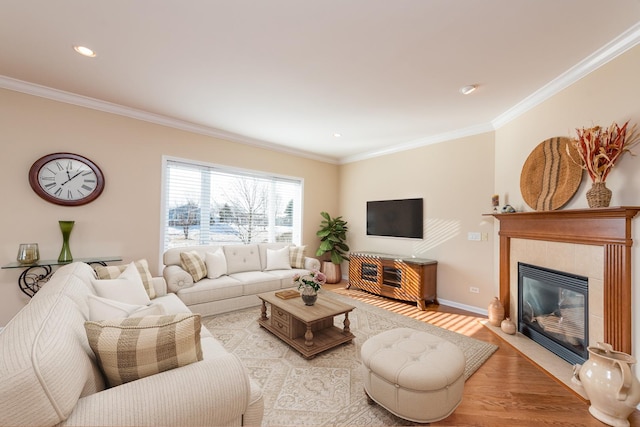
[366,198,423,239]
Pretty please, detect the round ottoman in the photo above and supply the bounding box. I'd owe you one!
[360,327,465,423]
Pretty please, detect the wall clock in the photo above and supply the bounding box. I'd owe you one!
[28,152,105,206]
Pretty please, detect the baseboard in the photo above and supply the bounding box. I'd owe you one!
[438,298,487,316]
[341,274,489,317]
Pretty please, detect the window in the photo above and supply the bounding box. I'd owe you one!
[162,157,303,251]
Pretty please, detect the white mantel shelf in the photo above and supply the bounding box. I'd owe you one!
[487,206,640,354]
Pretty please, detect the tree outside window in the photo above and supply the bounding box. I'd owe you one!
[163,158,302,250]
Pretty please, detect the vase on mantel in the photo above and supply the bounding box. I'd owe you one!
[586,182,612,208]
[58,220,74,262]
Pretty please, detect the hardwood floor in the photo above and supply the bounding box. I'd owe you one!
[324,282,640,426]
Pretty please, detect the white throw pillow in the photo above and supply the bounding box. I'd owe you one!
[87,295,165,321]
[205,248,227,279]
[95,259,157,299]
[91,262,151,306]
[265,246,292,271]
[128,304,166,318]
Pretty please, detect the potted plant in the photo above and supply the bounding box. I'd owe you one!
[315,211,349,284]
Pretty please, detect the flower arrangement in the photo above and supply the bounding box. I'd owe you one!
[566,120,640,183]
[293,269,326,292]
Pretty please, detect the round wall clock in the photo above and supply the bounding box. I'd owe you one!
[28,152,105,206]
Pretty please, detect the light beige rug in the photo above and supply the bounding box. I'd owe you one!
[203,291,497,426]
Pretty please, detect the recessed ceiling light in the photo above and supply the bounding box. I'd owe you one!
[459,85,478,95]
[73,45,96,58]
[333,133,342,138]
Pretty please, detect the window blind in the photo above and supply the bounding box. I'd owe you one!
[162,158,302,250]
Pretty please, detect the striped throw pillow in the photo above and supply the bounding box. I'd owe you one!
[180,251,207,282]
[289,245,306,269]
[85,314,203,387]
[95,259,157,299]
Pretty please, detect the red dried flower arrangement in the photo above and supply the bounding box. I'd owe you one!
[567,120,640,183]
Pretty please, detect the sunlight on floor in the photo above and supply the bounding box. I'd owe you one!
[328,286,486,337]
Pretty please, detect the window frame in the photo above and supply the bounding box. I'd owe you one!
[159,155,304,257]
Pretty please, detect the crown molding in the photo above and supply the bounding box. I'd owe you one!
[339,122,495,164]
[0,75,339,165]
[492,22,640,129]
[341,23,640,164]
[2,21,638,166]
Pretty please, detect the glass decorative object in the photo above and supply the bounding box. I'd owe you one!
[17,243,39,264]
[58,220,75,262]
[300,285,318,306]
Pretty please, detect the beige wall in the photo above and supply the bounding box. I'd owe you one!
[2,43,639,340]
[494,44,640,360]
[340,133,496,310]
[0,88,339,325]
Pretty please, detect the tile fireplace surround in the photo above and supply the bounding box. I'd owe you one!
[490,207,640,395]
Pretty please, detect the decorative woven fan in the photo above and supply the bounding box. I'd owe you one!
[520,137,583,211]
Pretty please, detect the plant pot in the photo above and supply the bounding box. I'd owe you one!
[586,182,612,208]
[322,261,341,284]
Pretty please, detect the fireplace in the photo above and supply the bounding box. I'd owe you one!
[518,263,588,365]
[490,207,640,354]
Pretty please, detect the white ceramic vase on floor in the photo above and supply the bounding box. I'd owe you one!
[574,342,640,427]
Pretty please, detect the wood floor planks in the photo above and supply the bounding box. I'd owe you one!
[325,283,640,426]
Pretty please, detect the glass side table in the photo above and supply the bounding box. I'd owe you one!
[2,256,123,298]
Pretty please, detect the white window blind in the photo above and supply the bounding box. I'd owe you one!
[162,158,302,250]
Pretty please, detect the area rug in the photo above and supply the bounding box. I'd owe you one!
[203,292,497,426]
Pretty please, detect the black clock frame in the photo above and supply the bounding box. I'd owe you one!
[28,152,105,206]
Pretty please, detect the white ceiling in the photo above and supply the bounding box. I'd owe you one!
[1,1,640,164]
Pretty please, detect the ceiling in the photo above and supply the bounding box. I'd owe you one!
[1,1,639,164]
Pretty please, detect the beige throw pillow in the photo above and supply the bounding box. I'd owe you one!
[85,313,203,387]
[289,245,306,269]
[180,251,207,282]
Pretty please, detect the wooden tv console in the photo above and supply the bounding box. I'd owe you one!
[348,252,437,310]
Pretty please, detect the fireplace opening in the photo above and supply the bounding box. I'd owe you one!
[518,263,588,365]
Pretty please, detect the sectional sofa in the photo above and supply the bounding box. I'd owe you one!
[0,261,263,426]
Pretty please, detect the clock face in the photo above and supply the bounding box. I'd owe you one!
[29,153,105,206]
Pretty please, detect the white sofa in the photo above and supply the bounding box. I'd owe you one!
[0,262,264,427]
[163,243,321,316]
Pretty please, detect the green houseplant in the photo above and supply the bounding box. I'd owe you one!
[315,211,349,284]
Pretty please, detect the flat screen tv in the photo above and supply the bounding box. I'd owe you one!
[366,198,423,239]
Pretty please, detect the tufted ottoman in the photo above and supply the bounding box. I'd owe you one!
[360,327,465,423]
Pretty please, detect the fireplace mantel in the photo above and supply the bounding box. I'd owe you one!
[489,206,640,353]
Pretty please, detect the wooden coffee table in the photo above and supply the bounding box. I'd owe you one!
[257,290,355,359]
